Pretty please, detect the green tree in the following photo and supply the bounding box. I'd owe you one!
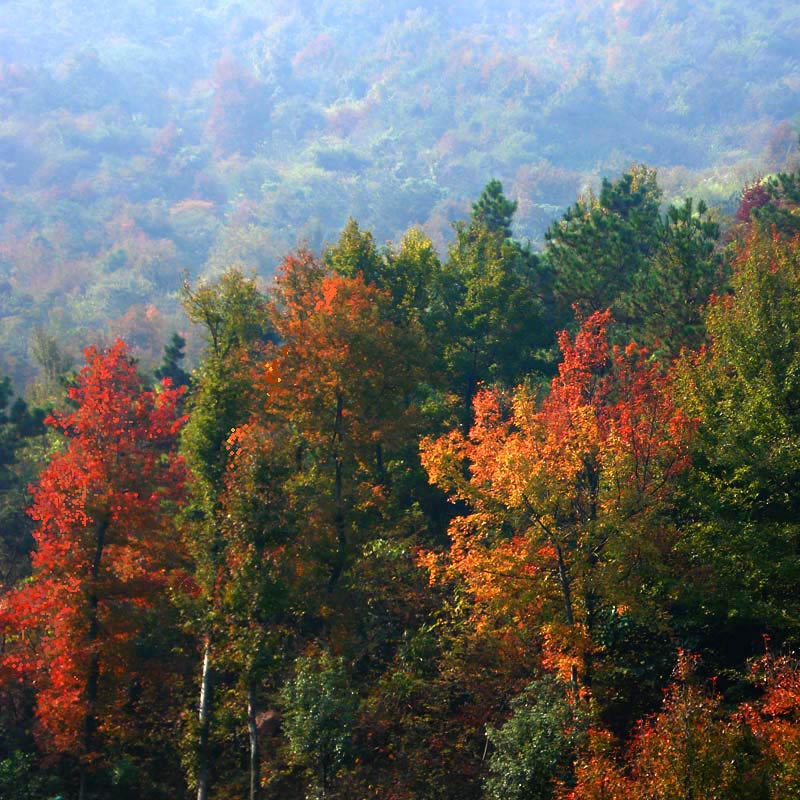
[180,269,271,800]
[0,377,46,589]
[281,650,357,800]
[384,227,445,325]
[326,220,446,333]
[484,677,584,800]
[154,332,191,390]
[676,230,800,649]
[217,417,296,800]
[323,218,383,286]
[471,179,518,238]
[544,165,662,327]
[626,197,724,354]
[441,203,552,431]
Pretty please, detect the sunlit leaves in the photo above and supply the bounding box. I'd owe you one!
[421,311,693,680]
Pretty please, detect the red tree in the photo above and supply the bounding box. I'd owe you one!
[0,340,186,794]
[743,652,800,796]
[564,655,757,800]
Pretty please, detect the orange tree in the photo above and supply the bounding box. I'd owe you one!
[564,654,759,800]
[228,250,429,797]
[263,250,425,606]
[421,311,694,696]
[0,340,187,798]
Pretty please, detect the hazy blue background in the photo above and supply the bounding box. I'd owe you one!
[0,0,798,385]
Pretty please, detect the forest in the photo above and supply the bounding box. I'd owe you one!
[3,1,800,799]
[3,161,800,798]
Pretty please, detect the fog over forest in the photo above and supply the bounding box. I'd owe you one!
[0,0,798,385]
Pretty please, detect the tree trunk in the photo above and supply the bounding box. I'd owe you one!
[328,392,347,593]
[78,763,87,800]
[552,538,579,690]
[247,681,260,800]
[197,640,212,800]
[79,518,109,800]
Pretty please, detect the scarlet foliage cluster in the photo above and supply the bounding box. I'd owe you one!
[744,653,800,797]
[0,340,186,759]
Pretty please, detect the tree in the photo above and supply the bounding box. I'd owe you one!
[324,218,383,286]
[544,166,726,354]
[191,250,429,796]
[744,652,800,798]
[180,268,272,800]
[383,227,446,327]
[675,230,800,650]
[0,377,45,589]
[471,179,518,239]
[217,416,296,800]
[626,197,724,354]
[748,165,800,237]
[440,202,552,432]
[154,332,191,390]
[0,340,186,799]
[205,56,272,156]
[265,251,425,600]
[281,650,357,800]
[421,312,694,689]
[544,165,662,327]
[565,654,761,800]
[484,676,584,800]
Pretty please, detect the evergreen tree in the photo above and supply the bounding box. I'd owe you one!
[0,378,46,589]
[471,179,518,238]
[441,199,553,431]
[626,197,724,354]
[155,332,191,390]
[544,165,662,327]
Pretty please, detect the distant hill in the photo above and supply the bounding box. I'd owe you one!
[0,0,798,386]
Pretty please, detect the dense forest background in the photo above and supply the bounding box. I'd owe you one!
[1,0,799,387]
[4,3,800,800]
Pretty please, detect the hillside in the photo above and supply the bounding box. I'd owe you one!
[0,0,798,386]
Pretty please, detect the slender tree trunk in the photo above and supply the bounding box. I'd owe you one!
[79,518,109,800]
[552,539,574,627]
[78,764,87,800]
[583,586,598,691]
[552,538,579,690]
[247,682,260,800]
[197,639,212,800]
[328,392,346,593]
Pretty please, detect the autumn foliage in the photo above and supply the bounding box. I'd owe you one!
[421,311,695,683]
[6,186,800,800]
[257,251,424,596]
[0,341,186,762]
